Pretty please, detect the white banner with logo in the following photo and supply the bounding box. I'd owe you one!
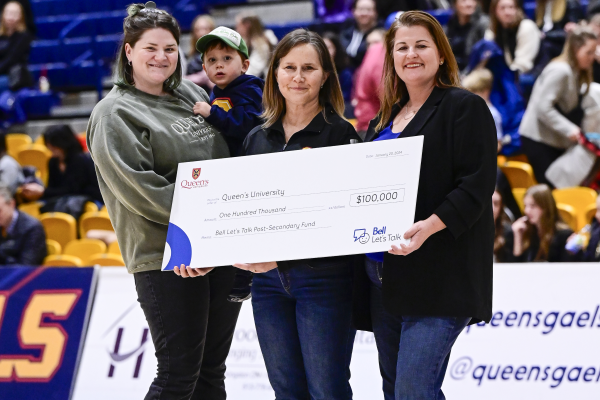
[72,264,600,399]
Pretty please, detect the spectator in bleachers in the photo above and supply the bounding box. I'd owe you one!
[0,132,23,194]
[235,13,278,79]
[511,184,577,262]
[445,0,489,72]
[0,184,46,266]
[0,1,32,92]
[532,0,582,76]
[520,27,597,186]
[20,125,102,218]
[340,0,381,68]
[0,0,33,34]
[485,0,541,74]
[493,188,514,262]
[185,14,215,93]
[323,32,353,111]
[463,68,505,148]
[352,39,385,134]
[587,13,600,83]
[580,195,600,261]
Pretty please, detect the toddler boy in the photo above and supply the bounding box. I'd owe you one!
[193,26,264,156]
[194,27,263,302]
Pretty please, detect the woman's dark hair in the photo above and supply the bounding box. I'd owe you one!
[115,2,182,91]
[43,125,83,160]
[0,132,7,157]
[322,32,350,72]
[493,188,509,261]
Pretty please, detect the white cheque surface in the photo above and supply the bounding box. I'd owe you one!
[161,136,424,270]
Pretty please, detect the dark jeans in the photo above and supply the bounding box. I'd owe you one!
[251,264,356,400]
[521,136,565,187]
[134,266,242,400]
[367,259,470,400]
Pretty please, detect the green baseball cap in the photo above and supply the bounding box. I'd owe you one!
[196,26,249,59]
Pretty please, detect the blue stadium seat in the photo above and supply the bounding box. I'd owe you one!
[95,34,122,61]
[29,40,61,64]
[35,15,72,39]
[29,63,70,87]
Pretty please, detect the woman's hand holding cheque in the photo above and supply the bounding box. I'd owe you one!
[173,265,214,278]
[389,214,446,256]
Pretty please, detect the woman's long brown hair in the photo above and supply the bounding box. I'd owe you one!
[553,26,597,96]
[522,184,569,261]
[376,11,461,132]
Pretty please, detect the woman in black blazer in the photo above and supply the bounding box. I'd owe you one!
[353,11,497,399]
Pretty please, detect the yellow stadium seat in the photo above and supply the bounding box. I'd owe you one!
[63,239,107,265]
[100,205,108,213]
[84,202,99,213]
[16,144,52,185]
[497,155,507,166]
[584,203,597,227]
[43,254,83,267]
[500,161,536,189]
[34,135,45,145]
[506,154,530,164]
[46,239,61,256]
[557,203,578,231]
[39,212,77,249]
[512,188,527,214]
[108,241,121,255]
[18,201,43,219]
[6,133,32,159]
[79,211,113,237]
[553,187,598,231]
[88,253,126,267]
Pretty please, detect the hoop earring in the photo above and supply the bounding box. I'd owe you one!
[128,60,132,66]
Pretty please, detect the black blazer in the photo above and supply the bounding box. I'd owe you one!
[353,87,497,331]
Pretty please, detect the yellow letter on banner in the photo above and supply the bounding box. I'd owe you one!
[0,291,80,381]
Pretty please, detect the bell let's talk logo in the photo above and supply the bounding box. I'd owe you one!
[181,167,209,189]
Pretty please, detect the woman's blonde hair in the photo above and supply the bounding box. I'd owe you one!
[261,29,345,128]
[522,184,569,261]
[554,26,597,95]
[0,1,26,35]
[376,11,461,131]
[189,15,215,55]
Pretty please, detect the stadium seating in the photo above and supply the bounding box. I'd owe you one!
[18,201,43,218]
[46,239,62,255]
[63,238,107,265]
[88,253,125,266]
[40,212,77,249]
[553,187,598,231]
[43,254,83,266]
[557,203,578,232]
[16,144,52,185]
[6,134,32,159]
[108,240,120,255]
[79,211,113,237]
[584,203,597,227]
[500,161,536,189]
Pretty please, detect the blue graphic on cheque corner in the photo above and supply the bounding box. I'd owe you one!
[165,223,192,270]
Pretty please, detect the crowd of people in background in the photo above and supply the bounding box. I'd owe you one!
[2,0,600,266]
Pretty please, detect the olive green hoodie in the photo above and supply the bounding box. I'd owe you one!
[87,80,230,273]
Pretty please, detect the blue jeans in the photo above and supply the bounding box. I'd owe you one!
[367,260,470,400]
[252,264,356,400]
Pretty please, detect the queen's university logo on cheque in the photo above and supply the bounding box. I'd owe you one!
[212,98,233,112]
[192,168,201,180]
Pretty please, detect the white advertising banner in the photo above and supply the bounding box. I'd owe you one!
[73,264,600,399]
[443,263,600,399]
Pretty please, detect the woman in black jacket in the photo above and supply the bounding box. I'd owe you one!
[0,1,31,92]
[20,125,102,218]
[354,11,496,399]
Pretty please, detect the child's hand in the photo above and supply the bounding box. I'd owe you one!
[193,102,212,117]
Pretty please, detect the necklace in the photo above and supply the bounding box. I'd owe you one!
[401,103,421,120]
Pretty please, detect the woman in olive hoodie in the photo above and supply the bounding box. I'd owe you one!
[87,3,241,399]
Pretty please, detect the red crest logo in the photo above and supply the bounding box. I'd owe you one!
[192,168,201,180]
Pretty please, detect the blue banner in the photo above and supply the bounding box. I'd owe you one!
[0,267,96,400]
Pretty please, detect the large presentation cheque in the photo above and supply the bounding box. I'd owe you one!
[161,136,424,270]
